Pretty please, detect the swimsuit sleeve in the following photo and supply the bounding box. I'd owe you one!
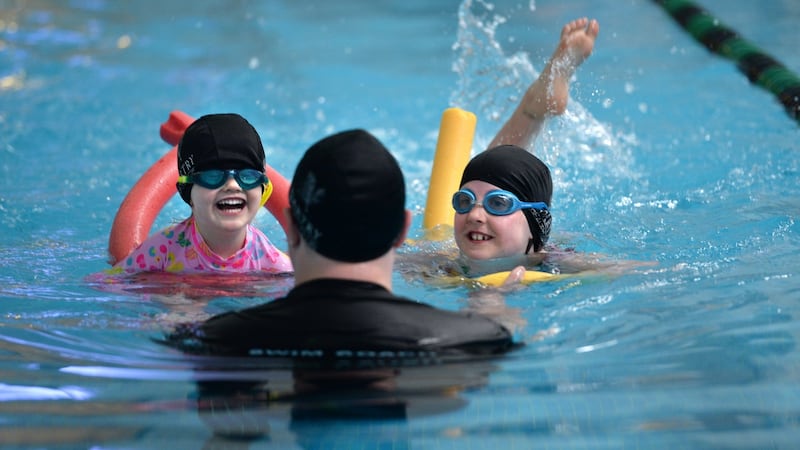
[112,220,191,273]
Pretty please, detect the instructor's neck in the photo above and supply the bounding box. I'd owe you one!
[292,250,395,292]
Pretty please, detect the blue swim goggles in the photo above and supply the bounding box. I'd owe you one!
[178,169,268,191]
[452,189,548,216]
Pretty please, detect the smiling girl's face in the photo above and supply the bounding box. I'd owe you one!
[453,180,533,260]
[190,175,262,249]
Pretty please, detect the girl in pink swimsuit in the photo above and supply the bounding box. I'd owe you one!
[110,113,292,275]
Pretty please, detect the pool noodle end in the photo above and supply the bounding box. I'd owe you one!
[423,108,476,236]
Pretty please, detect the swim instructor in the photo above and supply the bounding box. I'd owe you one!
[166,129,515,358]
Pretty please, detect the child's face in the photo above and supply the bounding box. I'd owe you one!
[453,180,533,260]
[190,175,263,236]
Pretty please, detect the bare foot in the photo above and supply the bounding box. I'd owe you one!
[523,18,600,118]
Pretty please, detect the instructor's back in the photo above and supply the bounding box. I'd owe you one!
[167,129,515,359]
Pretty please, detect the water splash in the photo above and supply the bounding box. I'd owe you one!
[450,0,640,216]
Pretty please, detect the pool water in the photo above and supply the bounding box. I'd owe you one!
[2,0,799,448]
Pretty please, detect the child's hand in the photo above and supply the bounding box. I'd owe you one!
[501,265,527,287]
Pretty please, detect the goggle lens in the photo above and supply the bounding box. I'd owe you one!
[453,190,476,213]
[485,192,515,213]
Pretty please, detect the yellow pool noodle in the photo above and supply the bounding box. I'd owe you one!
[423,108,476,237]
[474,270,561,286]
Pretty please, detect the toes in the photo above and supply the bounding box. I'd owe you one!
[587,19,600,38]
[562,17,598,38]
[561,19,581,37]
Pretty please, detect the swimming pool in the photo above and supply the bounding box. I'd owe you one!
[2,0,799,448]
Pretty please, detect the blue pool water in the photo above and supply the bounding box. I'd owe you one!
[2,0,799,448]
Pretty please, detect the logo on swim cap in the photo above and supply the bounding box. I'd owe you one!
[289,171,324,248]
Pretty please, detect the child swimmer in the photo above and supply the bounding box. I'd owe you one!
[451,18,651,286]
[404,18,646,290]
[111,113,292,275]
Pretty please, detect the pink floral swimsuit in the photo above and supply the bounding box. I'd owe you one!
[111,217,292,274]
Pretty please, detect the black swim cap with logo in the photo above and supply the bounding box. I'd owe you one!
[176,113,266,205]
[460,144,553,253]
[289,129,406,263]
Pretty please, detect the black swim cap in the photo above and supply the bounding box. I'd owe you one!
[176,113,266,205]
[290,129,406,262]
[460,145,553,252]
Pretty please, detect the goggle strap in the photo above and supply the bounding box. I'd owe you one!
[525,238,535,255]
[259,180,273,208]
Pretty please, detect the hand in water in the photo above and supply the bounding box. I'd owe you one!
[501,265,528,287]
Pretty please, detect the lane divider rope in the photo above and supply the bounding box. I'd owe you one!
[653,0,800,124]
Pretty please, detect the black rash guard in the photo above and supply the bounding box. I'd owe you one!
[166,279,515,359]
